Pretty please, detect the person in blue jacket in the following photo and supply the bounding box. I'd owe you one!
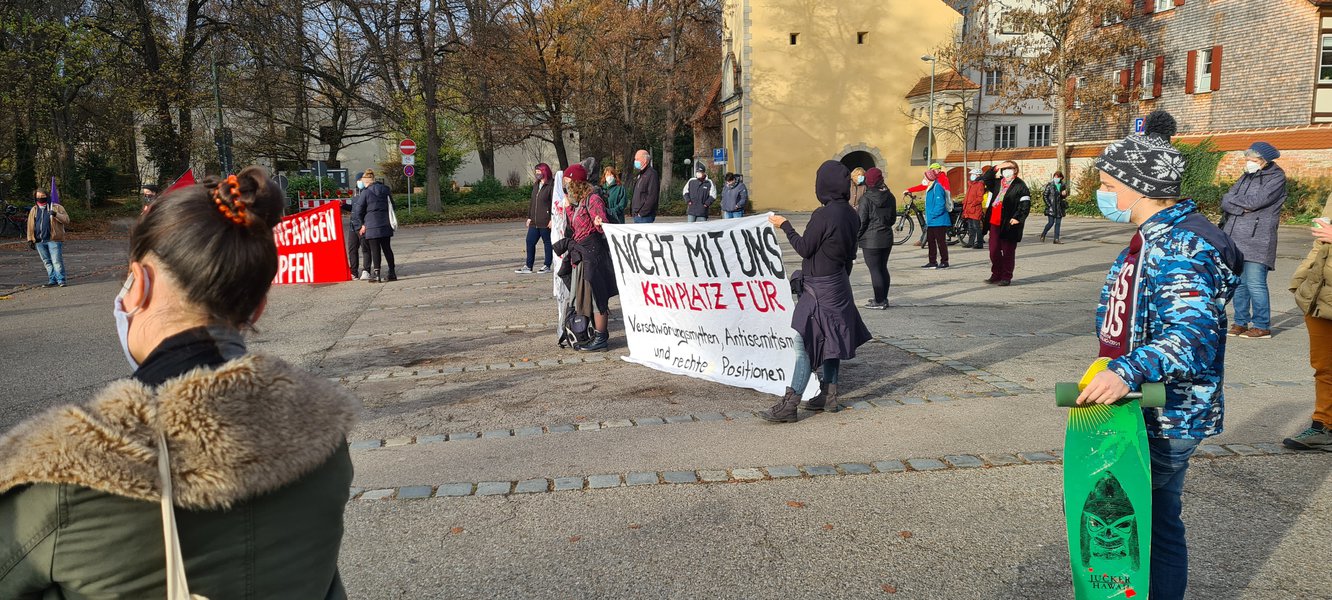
[1077,110,1243,600]
[906,168,953,269]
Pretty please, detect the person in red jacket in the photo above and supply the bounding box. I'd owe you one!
[962,167,987,249]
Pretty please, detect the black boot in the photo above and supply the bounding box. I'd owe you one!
[576,330,609,352]
[371,269,382,283]
[760,388,801,423]
[802,381,830,411]
[386,268,397,282]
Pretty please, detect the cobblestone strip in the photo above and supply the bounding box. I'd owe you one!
[341,353,618,384]
[363,296,550,312]
[350,442,1309,501]
[348,390,1007,451]
[344,318,623,341]
[867,337,1031,394]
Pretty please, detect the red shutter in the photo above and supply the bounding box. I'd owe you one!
[1153,56,1165,98]
[1118,69,1130,103]
[1123,0,1134,19]
[1144,0,1155,15]
[1185,50,1197,94]
[1210,45,1223,91]
[1066,77,1077,108]
[1176,0,1185,5]
[1133,60,1144,95]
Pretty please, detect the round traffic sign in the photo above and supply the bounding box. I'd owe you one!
[404,165,416,178]
[399,138,417,155]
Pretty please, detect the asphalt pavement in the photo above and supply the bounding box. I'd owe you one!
[2,215,1329,599]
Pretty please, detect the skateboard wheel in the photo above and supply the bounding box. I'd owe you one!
[1054,382,1081,407]
[1139,382,1167,408]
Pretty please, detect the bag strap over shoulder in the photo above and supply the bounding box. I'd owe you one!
[158,431,207,600]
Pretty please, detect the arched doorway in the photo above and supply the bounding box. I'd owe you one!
[839,150,876,172]
[911,128,935,166]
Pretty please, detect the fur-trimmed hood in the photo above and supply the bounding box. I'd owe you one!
[0,353,359,510]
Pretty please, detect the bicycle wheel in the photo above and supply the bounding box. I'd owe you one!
[893,214,915,245]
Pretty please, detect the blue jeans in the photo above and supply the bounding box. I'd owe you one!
[35,241,66,284]
[525,226,552,269]
[789,332,841,393]
[633,216,656,224]
[1041,216,1062,239]
[724,210,744,219]
[1148,436,1201,600]
[1231,261,1270,330]
[686,215,708,223]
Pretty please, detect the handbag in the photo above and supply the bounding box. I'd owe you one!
[387,197,399,230]
[789,269,805,297]
[158,431,208,600]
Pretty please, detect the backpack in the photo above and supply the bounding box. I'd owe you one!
[559,306,593,348]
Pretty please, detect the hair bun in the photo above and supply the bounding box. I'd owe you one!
[1144,110,1177,140]
[235,166,285,229]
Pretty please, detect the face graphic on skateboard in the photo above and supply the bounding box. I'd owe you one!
[1081,475,1139,569]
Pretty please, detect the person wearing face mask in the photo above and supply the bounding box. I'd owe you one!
[848,167,867,209]
[721,173,749,218]
[962,167,986,249]
[25,190,70,288]
[979,160,1032,285]
[140,184,160,215]
[905,168,952,269]
[1219,142,1287,339]
[682,163,716,222]
[518,163,555,274]
[557,163,617,351]
[343,171,373,280]
[856,167,896,308]
[602,165,627,224]
[1078,110,1243,600]
[1040,171,1070,244]
[354,169,397,282]
[630,149,660,223]
[761,161,872,422]
[0,167,358,598]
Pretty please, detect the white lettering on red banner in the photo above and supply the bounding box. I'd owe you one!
[604,214,816,400]
[272,202,353,285]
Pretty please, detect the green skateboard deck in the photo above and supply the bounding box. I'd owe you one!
[1055,358,1166,600]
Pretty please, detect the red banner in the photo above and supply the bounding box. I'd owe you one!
[272,201,352,284]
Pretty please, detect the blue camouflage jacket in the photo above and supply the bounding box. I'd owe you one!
[1095,200,1243,439]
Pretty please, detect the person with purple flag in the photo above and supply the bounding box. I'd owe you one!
[26,186,71,288]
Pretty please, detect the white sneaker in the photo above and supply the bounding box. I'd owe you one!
[359,270,371,281]
[536,265,551,274]
[515,266,533,274]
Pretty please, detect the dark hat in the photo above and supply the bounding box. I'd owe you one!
[695,163,707,173]
[1094,110,1185,198]
[865,168,884,188]
[1246,142,1280,162]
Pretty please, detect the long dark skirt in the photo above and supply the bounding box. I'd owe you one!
[791,272,872,369]
[576,233,619,314]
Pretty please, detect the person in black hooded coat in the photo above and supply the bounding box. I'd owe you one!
[761,161,873,423]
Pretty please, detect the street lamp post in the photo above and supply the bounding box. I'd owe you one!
[921,55,936,166]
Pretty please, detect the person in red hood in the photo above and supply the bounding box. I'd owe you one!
[962,167,987,249]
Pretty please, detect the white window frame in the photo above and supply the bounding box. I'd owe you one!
[1321,35,1332,83]
[984,69,1002,95]
[1141,60,1157,100]
[1196,48,1214,94]
[1101,9,1123,27]
[1028,124,1051,148]
[1074,76,1087,109]
[994,125,1017,149]
[1111,69,1122,104]
[1156,0,1176,12]
[999,12,1022,35]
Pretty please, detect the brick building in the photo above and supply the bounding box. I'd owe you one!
[947,0,1332,183]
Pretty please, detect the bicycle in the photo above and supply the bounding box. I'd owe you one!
[894,193,924,246]
[1,201,27,238]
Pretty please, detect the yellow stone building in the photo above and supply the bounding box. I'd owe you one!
[719,0,963,210]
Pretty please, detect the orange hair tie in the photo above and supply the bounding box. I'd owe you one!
[212,175,250,226]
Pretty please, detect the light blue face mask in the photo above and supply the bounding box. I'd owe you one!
[856,175,865,184]
[1096,189,1141,224]
[633,160,643,170]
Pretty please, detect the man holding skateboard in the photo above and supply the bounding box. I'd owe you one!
[1077,110,1243,600]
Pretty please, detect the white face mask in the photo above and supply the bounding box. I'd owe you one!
[921,178,930,187]
[113,271,151,370]
[605,175,615,185]
[970,175,979,181]
[696,172,705,180]
[1002,169,1015,179]
[1052,177,1062,183]
[1245,160,1261,174]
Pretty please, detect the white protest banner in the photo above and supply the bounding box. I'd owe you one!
[603,214,815,400]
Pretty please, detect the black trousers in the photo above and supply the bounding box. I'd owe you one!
[367,237,395,274]
[926,226,949,265]
[965,218,984,248]
[861,246,892,303]
[346,226,370,273]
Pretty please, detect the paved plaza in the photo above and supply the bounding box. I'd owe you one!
[2,216,1330,599]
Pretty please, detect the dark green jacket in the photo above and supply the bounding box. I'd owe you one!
[0,354,359,599]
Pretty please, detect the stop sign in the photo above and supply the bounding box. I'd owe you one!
[399,138,417,156]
